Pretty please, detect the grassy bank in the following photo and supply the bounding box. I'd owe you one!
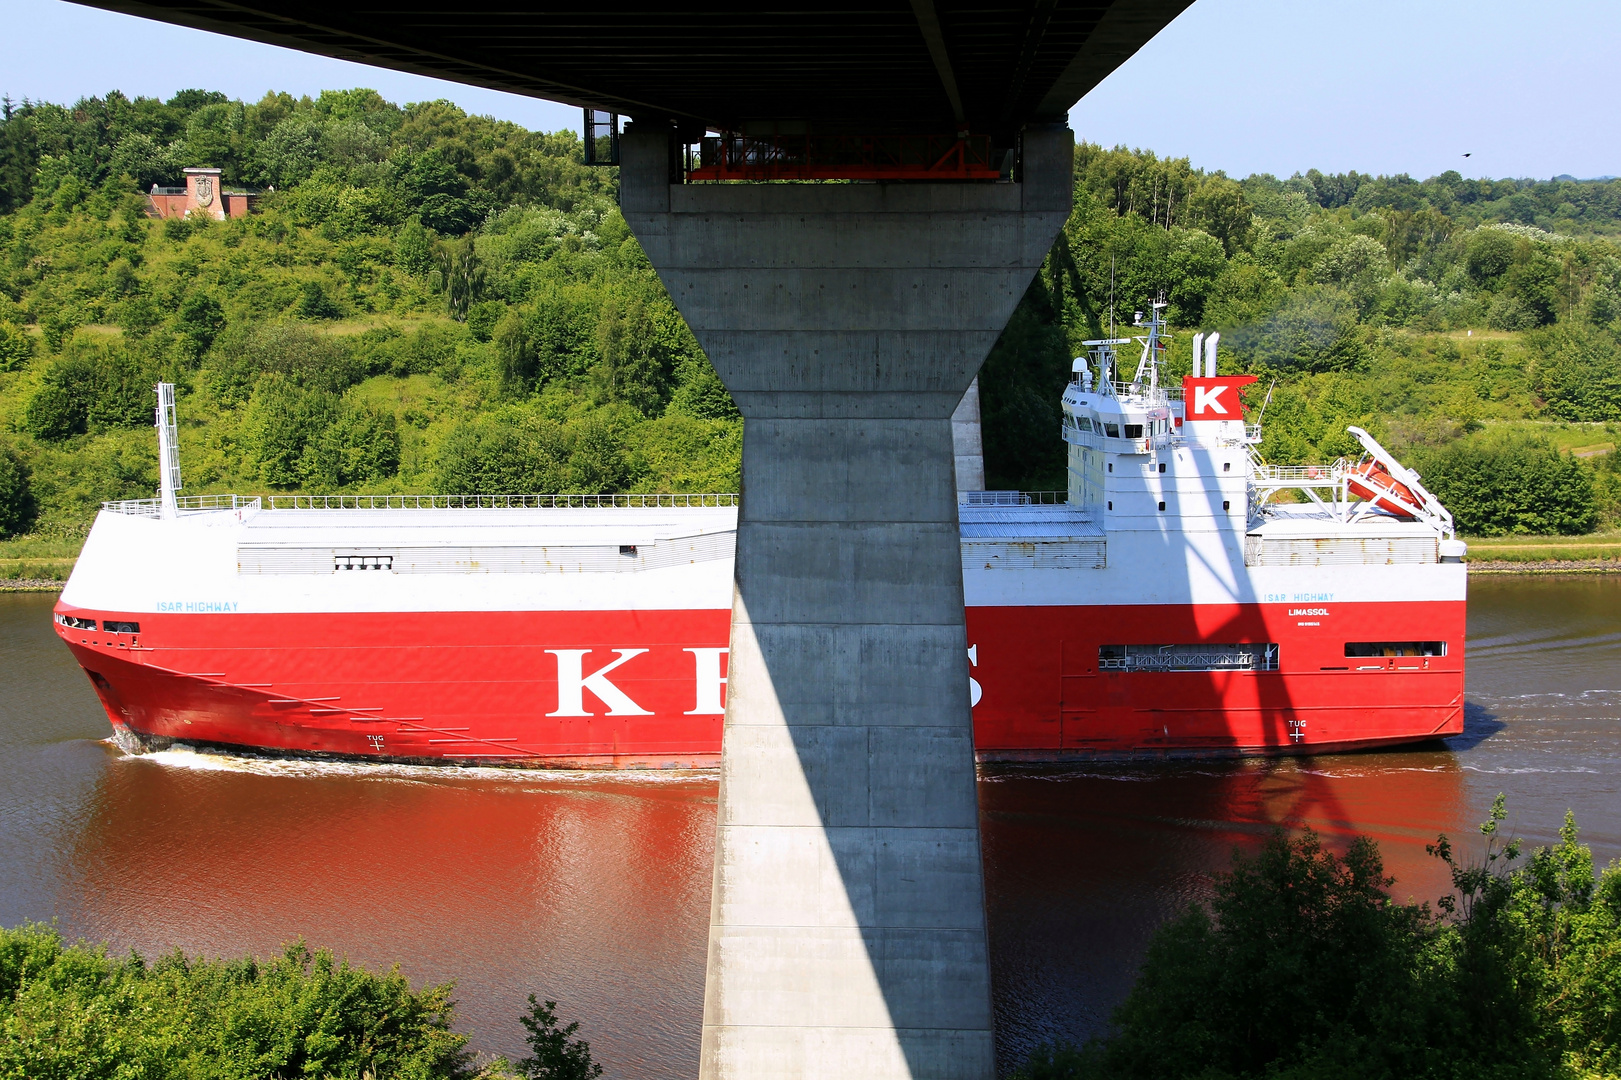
[1464,531,1621,565]
[0,530,83,582]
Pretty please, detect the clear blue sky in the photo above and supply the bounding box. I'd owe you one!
[4,0,1616,182]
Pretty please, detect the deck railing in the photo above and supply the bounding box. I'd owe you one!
[104,493,742,515]
[959,491,1067,506]
[101,494,261,517]
[264,493,740,510]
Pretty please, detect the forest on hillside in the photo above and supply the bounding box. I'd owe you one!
[0,88,1619,558]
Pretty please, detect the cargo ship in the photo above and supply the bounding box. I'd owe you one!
[54,308,1467,766]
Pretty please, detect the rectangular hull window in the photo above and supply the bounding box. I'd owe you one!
[336,555,393,571]
[1345,641,1446,657]
[1099,643,1280,672]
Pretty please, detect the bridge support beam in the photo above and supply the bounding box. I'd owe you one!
[621,126,1071,1080]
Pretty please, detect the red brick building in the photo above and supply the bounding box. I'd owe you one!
[147,167,258,220]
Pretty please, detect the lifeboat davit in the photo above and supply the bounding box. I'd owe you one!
[1347,460,1418,518]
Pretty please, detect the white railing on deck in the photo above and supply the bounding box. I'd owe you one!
[264,493,740,510]
[1252,463,1343,486]
[960,491,1067,506]
[1109,382,1182,404]
[102,492,740,516]
[102,494,260,517]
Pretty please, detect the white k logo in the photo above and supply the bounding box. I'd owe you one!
[546,649,652,716]
[1193,385,1230,416]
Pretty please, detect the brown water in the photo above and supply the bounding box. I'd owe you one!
[2,577,1618,1076]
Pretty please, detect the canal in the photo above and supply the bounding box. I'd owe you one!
[1,574,1616,1076]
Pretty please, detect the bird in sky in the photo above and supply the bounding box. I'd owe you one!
[1463,152,1472,158]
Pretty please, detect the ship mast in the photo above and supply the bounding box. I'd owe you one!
[156,383,182,519]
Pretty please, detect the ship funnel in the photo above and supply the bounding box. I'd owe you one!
[155,383,182,519]
[1204,332,1220,377]
[1190,333,1204,378]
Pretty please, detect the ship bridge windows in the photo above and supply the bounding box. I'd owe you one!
[1099,643,1280,672]
[102,621,140,634]
[1104,423,1120,438]
[1077,417,1093,432]
[1345,641,1446,658]
[55,614,97,631]
[1123,424,1144,439]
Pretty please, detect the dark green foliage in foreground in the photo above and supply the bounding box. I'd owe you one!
[1414,430,1598,536]
[981,275,1073,490]
[0,929,478,1079]
[1013,799,1621,1080]
[516,994,603,1080]
[0,441,34,537]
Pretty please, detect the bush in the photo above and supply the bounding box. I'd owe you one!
[0,928,477,1079]
[1414,430,1597,536]
[208,321,363,404]
[0,444,36,537]
[1013,801,1621,1080]
[24,345,152,440]
[296,280,344,320]
[0,321,34,372]
[1532,324,1621,423]
[242,373,338,487]
[301,401,402,488]
[435,415,570,495]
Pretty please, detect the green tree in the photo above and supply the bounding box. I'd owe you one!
[516,995,603,1080]
[0,928,477,1079]
[0,321,35,371]
[243,374,337,487]
[0,443,35,537]
[301,401,401,488]
[1013,799,1621,1080]
[434,415,570,494]
[1415,430,1597,536]
[295,280,343,320]
[394,216,434,276]
[176,290,227,355]
[980,275,1072,491]
[1532,324,1621,422]
[1186,176,1251,255]
[1466,228,1516,284]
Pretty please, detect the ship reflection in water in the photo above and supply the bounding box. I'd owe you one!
[2,575,1619,1079]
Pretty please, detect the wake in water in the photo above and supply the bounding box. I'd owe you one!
[109,741,716,787]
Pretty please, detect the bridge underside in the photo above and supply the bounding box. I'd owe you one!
[66,2,1192,1075]
[70,1,1190,139]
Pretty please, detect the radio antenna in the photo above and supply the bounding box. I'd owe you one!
[1255,377,1278,425]
[1108,255,1116,339]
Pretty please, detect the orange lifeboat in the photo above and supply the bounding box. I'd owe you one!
[1347,460,1418,517]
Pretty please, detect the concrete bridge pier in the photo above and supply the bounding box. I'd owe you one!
[620,126,1072,1080]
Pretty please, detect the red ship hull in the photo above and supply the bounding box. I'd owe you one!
[57,598,1465,767]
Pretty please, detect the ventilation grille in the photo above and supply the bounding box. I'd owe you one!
[1245,535,1437,566]
[962,539,1106,571]
[239,531,736,575]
